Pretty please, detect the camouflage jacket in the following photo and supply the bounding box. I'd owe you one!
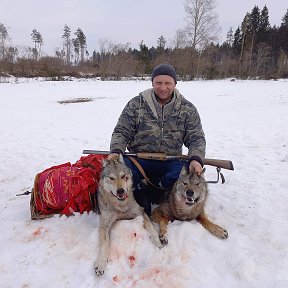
[110,88,206,164]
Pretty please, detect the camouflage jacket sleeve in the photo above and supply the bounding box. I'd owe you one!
[110,96,139,154]
[182,98,206,165]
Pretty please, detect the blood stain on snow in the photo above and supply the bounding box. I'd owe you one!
[112,275,119,282]
[33,227,42,236]
[32,226,47,237]
[128,255,136,267]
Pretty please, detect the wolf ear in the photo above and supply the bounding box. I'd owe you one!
[180,164,189,176]
[198,167,205,178]
[102,158,109,167]
[118,154,124,163]
[201,167,206,175]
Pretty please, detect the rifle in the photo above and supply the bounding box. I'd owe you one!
[82,150,234,171]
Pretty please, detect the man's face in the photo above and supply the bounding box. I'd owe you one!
[152,75,176,105]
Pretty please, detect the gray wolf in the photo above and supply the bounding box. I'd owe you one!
[94,155,163,276]
[151,165,228,245]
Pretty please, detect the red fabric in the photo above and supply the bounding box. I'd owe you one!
[33,154,107,217]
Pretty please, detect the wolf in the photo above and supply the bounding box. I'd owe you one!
[94,155,163,276]
[151,165,228,245]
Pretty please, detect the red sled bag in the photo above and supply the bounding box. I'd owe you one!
[30,154,107,219]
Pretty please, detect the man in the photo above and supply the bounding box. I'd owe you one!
[108,63,206,215]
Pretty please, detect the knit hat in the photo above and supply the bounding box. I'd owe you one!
[151,63,177,83]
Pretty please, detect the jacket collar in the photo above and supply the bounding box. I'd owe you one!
[140,88,182,118]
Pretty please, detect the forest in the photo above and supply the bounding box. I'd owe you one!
[1,1,288,80]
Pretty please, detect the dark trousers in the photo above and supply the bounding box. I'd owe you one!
[124,156,185,215]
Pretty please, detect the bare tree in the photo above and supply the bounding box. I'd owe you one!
[277,49,288,78]
[97,38,131,79]
[171,29,188,49]
[182,0,220,78]
[15,45,34,73]
[98,38,115,69]
[254,43,271,77]
[183,0,220,50]
[6,46,18,63]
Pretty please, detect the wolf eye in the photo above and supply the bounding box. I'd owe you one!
[183,182,189,186]
[109,176,115,181]
[121,174,126,179]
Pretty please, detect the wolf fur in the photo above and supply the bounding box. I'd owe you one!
[94,155,163,276]
[151,165,228,245]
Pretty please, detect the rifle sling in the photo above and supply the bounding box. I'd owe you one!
[127,156,168,191]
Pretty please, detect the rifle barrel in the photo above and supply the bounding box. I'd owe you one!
[82,150,234,170]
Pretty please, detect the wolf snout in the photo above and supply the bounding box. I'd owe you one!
[186,190,194,197]
[117,188,125,196]
[114,187,128,201]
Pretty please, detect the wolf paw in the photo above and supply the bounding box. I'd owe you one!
[159,234,168,246]
[220,228,229,239]
[94,264,105,276]
[151,235,165,248]
[214,226,229,239]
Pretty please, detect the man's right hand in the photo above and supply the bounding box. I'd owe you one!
[107,153,120,161]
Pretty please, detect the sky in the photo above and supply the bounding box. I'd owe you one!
[1,77,288,287]
[1,0,287,55]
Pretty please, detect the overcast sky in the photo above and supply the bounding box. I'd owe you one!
[1,0,287,55]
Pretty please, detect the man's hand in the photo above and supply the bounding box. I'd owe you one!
[107,153,120,161]
[189,160,203,175]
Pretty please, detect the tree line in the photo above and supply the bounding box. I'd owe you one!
[1,0,288,80]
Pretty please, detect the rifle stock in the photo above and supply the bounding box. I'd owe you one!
[203,158,234,171]
[82,150,234,170]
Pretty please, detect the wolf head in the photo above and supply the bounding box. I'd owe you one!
[100,155,133,201]
[174,165,207,207]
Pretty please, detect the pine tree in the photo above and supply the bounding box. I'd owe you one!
[279,9,288,53]
[281,9,288,28]
[0,23,9,60]
[232,27,242,55]
[247,6,261,74]
[31,29,43,60]
[248,6,260,44]
[74,28,87,64]
[258,5,270,44]
[62,24,71,66]
[73,38,80,64]
[138,40,150,76]
[277,10,288,77]
[157,35,166,54]
[259,5,270,31]
[225,27,234,47]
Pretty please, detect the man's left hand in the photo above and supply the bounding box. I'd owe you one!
[189,160,203,175]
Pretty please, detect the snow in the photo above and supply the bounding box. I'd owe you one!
[1,77,288,288]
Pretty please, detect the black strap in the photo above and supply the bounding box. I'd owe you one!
[127,156,168,191]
